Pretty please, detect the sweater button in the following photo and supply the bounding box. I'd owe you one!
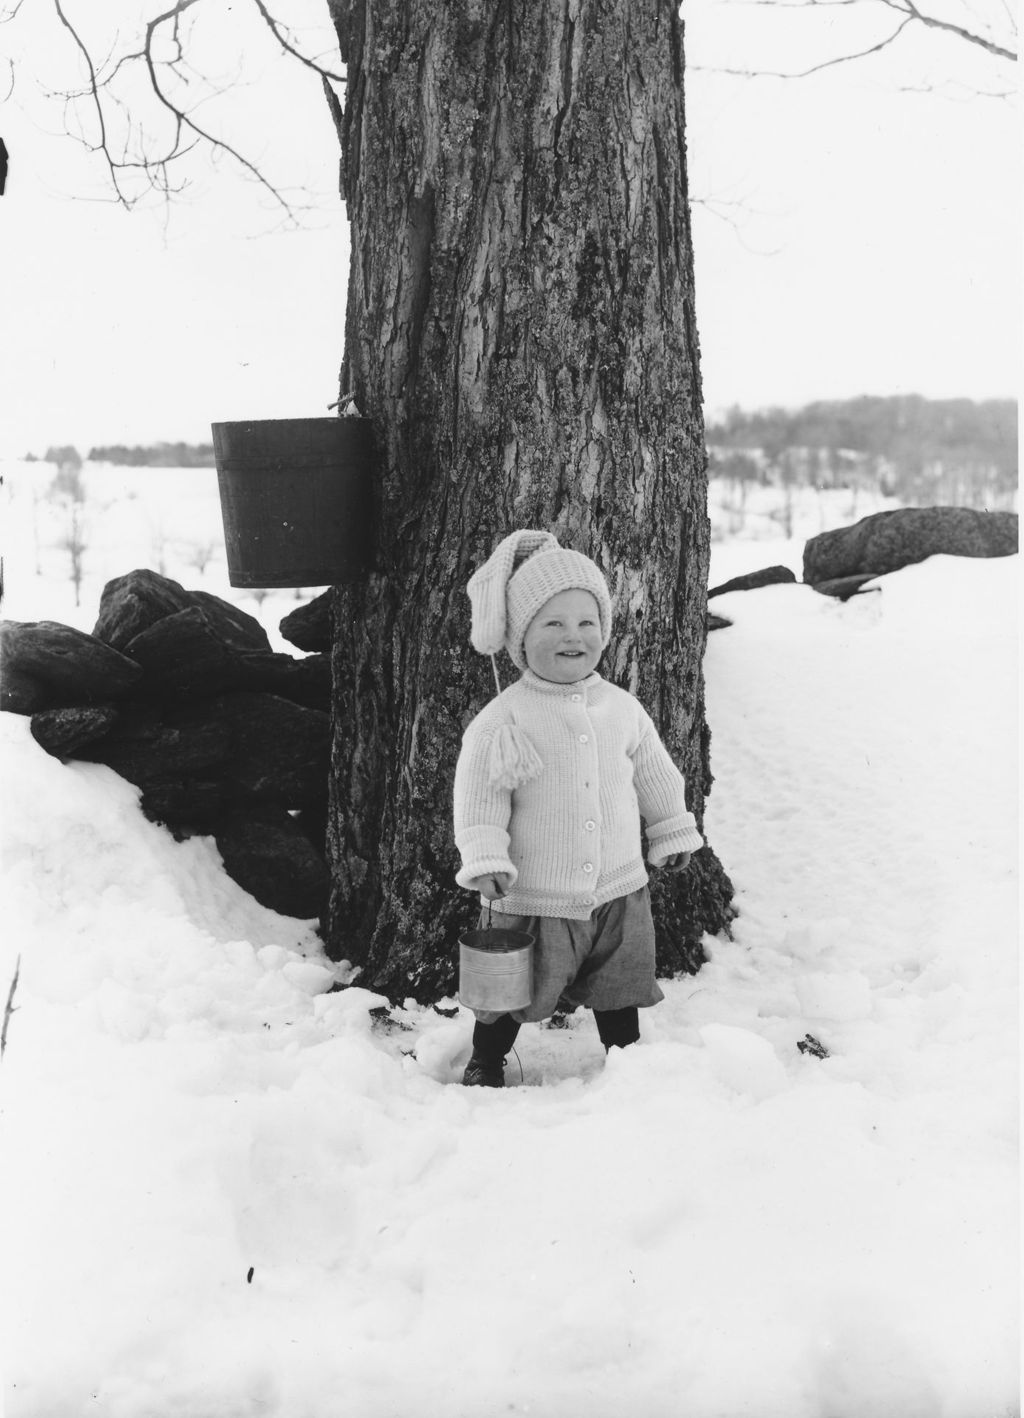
[571,694,582,702]
[582,862,594,873]
[584,820,596,831]
[578,734,589,744]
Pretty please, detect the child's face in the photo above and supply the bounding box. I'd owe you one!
[523,589,603,683]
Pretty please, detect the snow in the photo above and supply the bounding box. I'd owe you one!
[0,474,1019,1416]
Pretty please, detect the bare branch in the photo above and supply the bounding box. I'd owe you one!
[37,0,331,222]
[721,0,871,8]
[693,14,916,77]
[249,0,347,85]
[697,0,1017,77]
[691,194,786,254]
[891,0,1017,59]
[894,73,1017,95]
[1,954,21,1064]
[51,0,134,205]
[140,0,305,220]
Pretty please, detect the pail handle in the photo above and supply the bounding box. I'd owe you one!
[485,876,506,930]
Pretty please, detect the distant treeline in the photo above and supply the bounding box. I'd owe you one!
[707,395,1017,510]
[33,397,1018,506]
[86,442,216,467]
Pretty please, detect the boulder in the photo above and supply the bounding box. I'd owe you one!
[122,608,329,705]
[92,569,193,650]
[139,778,229,835]
[74,691,329,808]
[0,620,143,711]
[75,700,231,785]
[94,569,270,653]
[809,574,881,601]
[803,506,1018,584]
[214,804,330,919]
[279,592,332,652]
[292,797,329,858]
[212,692,331,807]
[708,565,797,599]
[190,591,270,651]
[1,665,47,715]
[254,652,332,711]
[121,607,268,696]
[30,705,119,759]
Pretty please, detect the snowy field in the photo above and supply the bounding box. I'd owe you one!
[0,460,313,652]
[0,457,916,640]
[0,463,1019,1417]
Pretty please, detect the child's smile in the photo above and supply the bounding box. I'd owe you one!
[523,588,604,683]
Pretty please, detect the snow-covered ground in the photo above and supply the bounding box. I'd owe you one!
[0,464,1018,1416]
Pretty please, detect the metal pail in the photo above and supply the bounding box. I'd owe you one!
[458,925,534,1013]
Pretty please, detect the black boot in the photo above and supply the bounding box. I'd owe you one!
[462,1014,521,1087]
[461,1053,507,1087]
[594,1006,640,1052]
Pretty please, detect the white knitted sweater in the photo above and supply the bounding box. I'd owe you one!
[453,670,704,919]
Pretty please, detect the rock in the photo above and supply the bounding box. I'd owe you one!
[803,506,1018,584]
[139,778,229,835]
[30,705,119,758]
[94,569,270,653]
[279,592,332,652]
[121,607,267,696]
[809,574,881,601]
[0,620,143,710]
[292,797,329,858]
[214,804,330,919]
[797,1033,830,1059]
[255,652,331,711]
[189,591,270,651]
[1,665,47,715]
[707,565,797,599]
[212,692,330,807]
[75,699,232,784]
[121,608,329,705]
[73,691,328,808]
[92,570,193,650]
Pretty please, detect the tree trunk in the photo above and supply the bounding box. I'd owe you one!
[325,0,734,1000]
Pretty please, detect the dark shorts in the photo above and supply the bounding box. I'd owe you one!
[473,885,664,1024]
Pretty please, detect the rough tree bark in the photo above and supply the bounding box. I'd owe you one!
[324,0,735,1000]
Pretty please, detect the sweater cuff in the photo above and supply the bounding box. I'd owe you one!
[454,826,518,891]
[646,816,704,866]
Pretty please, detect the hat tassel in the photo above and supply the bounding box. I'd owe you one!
[489,722,544,790]
[486,654,543,790]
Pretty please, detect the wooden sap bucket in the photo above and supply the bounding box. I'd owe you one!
[458,915,534,1014]
[211,417,375,588]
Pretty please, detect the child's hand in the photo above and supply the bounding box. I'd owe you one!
[661,852,692,873]
[467,872,514,900]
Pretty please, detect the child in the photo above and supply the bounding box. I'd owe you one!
[453,529,703,1086]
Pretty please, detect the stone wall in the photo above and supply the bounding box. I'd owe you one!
[1,570,333,921]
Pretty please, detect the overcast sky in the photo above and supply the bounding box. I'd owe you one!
[1,0,1019,455]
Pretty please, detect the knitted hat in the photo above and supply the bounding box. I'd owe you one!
[467,529,613,670]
